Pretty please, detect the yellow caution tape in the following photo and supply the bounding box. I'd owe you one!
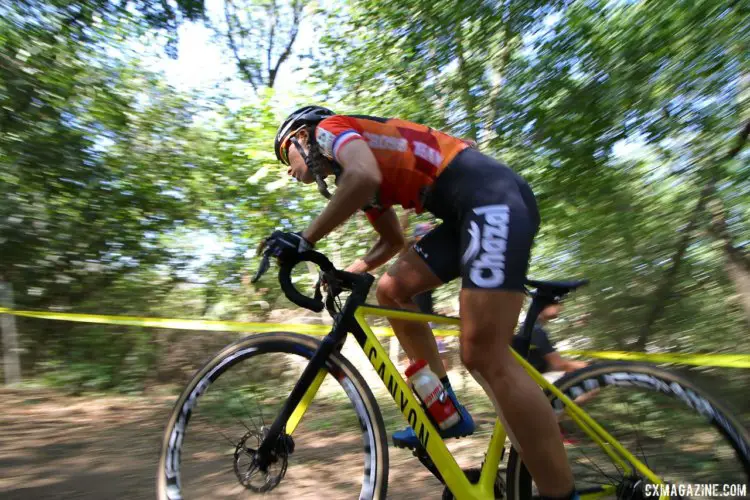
[562,350,750,369]
[0,307,458,338]
[1,307,748,367]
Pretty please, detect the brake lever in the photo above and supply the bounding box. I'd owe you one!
[251,252,271,284]
[314,271,342,309]
[314,279,323,303]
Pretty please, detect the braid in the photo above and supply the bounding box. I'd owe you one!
[302,124,341,199]
[306,125,341,179]
[305,125,327,171]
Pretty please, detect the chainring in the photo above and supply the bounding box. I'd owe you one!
[442,467,506,499]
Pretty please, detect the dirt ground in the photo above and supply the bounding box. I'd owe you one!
[0,387,498,499]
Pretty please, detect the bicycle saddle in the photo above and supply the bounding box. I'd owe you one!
[525,278,589,298]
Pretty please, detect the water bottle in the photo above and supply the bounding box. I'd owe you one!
[405,359,460,430]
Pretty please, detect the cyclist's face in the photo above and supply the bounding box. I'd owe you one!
[541,304,562,321]
[287,135,315,184]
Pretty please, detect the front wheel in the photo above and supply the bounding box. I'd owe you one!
[506,361,750,499]
[157,332,389,499]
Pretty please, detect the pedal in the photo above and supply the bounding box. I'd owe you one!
[392,435,419,449]
[442,468,505,499]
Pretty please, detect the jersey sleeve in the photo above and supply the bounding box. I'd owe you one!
[316,116,365,162]
[530,325,556,356]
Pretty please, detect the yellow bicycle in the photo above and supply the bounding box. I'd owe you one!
[158,250,750,499]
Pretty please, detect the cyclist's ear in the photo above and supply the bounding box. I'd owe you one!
[296,127,310,145]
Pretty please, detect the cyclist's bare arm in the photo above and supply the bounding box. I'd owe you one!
[302,139,381,244]
[544,352,588,372]
[346,208,405,273]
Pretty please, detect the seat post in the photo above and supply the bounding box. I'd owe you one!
[515,295,557,360]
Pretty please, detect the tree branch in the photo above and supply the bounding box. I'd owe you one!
[725,120,750,161]
[708,200,750,272]
[224,0,258,92]
[269,0,302,88]
[636,120,750,349]
[267,0,276,79]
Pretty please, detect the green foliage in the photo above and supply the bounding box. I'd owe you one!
[314,0,750,353]
[1,0,748,393]
[5,0,206,57]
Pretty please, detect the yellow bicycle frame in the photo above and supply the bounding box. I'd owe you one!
[290,305,666,500]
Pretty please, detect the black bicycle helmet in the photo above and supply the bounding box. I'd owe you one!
[274,105,335,165]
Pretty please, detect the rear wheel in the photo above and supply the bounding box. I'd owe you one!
[157,332,389,499]
[506,362,750,499]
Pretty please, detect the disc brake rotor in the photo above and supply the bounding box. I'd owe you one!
[234,428,290,493]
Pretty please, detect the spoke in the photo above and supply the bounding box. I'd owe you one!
[215,426,242,448]
[233,414,254,436]
[244,462,259,482]
[232,368,264,433]
[238,392,261,434]
[571,445,620,486]
[250,383,268,428]
[624,396,651,472]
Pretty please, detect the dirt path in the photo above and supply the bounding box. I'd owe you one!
[0,388,496,499]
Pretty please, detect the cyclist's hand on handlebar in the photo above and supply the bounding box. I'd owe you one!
[260,230,314,262]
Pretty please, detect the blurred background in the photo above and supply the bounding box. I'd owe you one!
[0,0,748,498]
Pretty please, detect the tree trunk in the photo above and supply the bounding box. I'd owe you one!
[636,120,749,349]
[635,183,712,350]
[708,200,750,328]
[724,257,750,328]
[483,13,518,148]
[1,281,21,385]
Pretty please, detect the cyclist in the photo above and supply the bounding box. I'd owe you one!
[264,106,578,500]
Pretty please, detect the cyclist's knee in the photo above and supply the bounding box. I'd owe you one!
[376,273,405,306]
[459,325,514,376]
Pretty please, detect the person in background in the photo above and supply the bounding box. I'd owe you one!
[512,302,588,380]
[512,302,591,444]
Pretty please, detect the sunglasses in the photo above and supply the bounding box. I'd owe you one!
[279,126,306,165]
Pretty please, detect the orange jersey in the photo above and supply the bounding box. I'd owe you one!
[315,115,470,222]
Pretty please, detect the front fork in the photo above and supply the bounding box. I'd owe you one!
[254,329,346,469]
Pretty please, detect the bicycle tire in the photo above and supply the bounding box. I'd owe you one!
[157,331,389,499]
[506,361,750,499]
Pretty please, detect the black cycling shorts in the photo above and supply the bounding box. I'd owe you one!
[416,148,540,291]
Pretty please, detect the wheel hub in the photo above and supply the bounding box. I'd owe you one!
[233,428,292,493]
[616,476,647,500]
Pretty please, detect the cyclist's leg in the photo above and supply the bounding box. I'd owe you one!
[377,232,475,447]
[457,191,575,498]
[461,290,574,497]
[376,224,458,379]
